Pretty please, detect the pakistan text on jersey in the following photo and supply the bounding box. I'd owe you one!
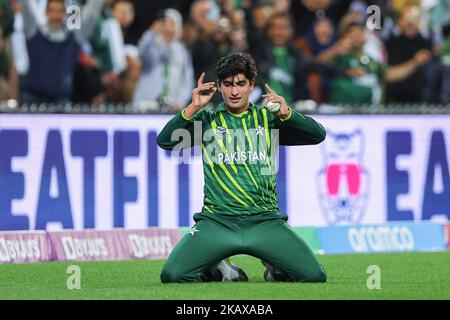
[216,150,268,164]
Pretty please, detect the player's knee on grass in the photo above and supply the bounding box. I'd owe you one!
[294,266,327,283]
[160,266,186,283]
[308,267,327,283]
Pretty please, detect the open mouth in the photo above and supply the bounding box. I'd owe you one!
[229,97,241,104]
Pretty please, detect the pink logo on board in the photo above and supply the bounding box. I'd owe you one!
[317,130,370,225]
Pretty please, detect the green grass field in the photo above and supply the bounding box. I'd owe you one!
[0,251,449,300]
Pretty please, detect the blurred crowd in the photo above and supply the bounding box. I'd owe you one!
[0,0,450,112]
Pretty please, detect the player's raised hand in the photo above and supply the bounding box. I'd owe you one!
[262,83,290,119]
[192,73,217,107]
[184,72,217,118]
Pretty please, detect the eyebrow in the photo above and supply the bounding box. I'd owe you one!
[223,80,248,85]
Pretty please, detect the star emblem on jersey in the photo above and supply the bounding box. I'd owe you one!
[216,126,227,140]
[189,225,200,236]
[254,125,265,136]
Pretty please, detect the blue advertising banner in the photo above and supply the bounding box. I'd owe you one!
[0,114,449,230]
[316,222,447,254]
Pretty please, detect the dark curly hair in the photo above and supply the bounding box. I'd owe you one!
[215,52,258,82]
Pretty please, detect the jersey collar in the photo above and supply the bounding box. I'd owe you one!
[214,102,256,114]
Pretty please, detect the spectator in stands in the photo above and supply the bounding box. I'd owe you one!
[290,0,352,40]
[311,3,388,102]
[1,0,14,38]
[112,0,134,42]
[318,7,387,63]
[384,6,433,103]
[298,17,336,58]
[245,0,273,53]
[189,0,224,82]
[189,0,248,104]
[112,0,140,104]
[20,0,103,104]
[390,0,420,17]
[0,26,8,100]
[124,0,177,45]
[329,20,431,104]
[272,0,291,14]
[329,20,384,104]
[252,13,315,104]
[227,8,248,53]
[71,49,106,105]
[0,0,18,101]
[438,23,450,102]
[10,0,29,77]
[219,0,236,15]
[426,0,450,103]
[228,2,246,29]
[296,17,338,102]
[88,0,126,101]
[132,8,194,113]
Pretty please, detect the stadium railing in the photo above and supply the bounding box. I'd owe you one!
[1,100,450,114]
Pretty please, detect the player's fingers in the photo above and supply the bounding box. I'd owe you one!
[262,93,274,99]
[270,96,283,103]
[200,85,217,93]
[206,87,218,95]
[197,72,205,86]
[265,96,284,106]
[263,93,278,102]
[198,82,216,89]
[193,83,214,93]
[264,83,275,94]
[196,84,216,93]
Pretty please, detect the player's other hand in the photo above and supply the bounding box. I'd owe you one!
[184,72,217,118]
[262,83,290,119]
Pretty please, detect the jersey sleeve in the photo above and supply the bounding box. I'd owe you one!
[274,108,326,145]
[156,108,207,150]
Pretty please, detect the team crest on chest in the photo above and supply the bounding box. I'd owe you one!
[216,126,228,140]
[254,125,265,136]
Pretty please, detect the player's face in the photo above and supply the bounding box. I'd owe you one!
[46,2,66,30]
[218,73,255,112]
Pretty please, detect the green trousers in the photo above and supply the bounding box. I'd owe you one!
[160,212,327,283]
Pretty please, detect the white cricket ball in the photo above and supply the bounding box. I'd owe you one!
[266,101,280,112]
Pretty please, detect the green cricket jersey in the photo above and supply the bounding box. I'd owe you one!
[157,103,326,215]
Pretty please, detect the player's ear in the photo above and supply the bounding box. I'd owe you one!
[216,80,222,92]
[249,80,256,90]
